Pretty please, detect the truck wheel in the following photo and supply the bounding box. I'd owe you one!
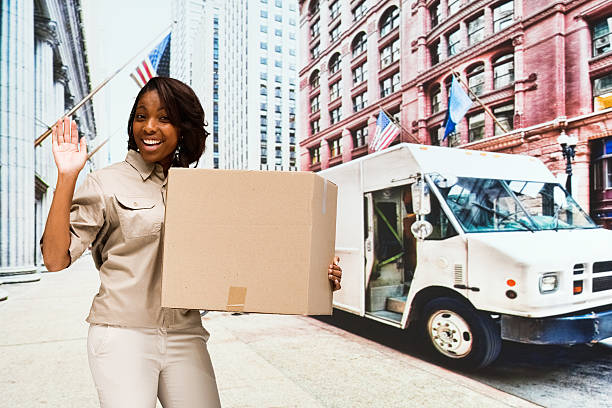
[421,297,501,370]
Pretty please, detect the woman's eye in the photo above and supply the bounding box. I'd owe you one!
[160,116,170,122]
[135,114,145,120]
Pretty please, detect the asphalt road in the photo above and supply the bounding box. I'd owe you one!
[315,310,612,408]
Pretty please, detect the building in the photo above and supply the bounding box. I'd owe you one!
[221,0,300,170]
[0,0,96,285]
[298,0,612,227]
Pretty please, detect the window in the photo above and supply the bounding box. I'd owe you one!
[260,41,268,50]
[311,19,320,38]
[289,18,296,26]
[260,25,268,33]
[444,75,453,99]
[329,138,342,157]
[352,125,368,148]
[380,38,400,68]
[275,45,282,53]
[275,0,281,7]
[260,115,268,126]
[493,53,514,88]
[329,53,341,74]
[330,23,342,43]
[430,84,441,114]
[447,28,461,57]
[274,14,282,22]
[260,85,267,96]
[448,0,460,16]
[352,62,367,84]
[289,89,295,100]
[468,112,485,142]
[429,1,440,28]
[261,10,268,18]
[380,71,400,97]
[260,56,268,64]
[311,42,321,59]
[274,60,282,68]
[352,32,367,57]
[380,6,399,37]
[446,131,460,147]
[275,28,282,37]
[493,104,514,135]
[260,72,268,80]
[593,73,612,111]
[493,1,514,33]
[309,0,320,15]
[592,17,612,57]
[330,106,342,124]
[311,95,320,113]
[310,70,320,88]
[311,120,320,135]
[289,32,296,40]
[275,87,282,98]
[330,0,340,20]
[275,75,282,83]
[330,80,341,100]
[429,126,441,146]
[467,63,485,96]
[353,1,368,21]
[592,139,612,190]
[310,146,321,164]
[468,14,485,45]
[289,49,296,56]
[430,40,441,65]
[353,92,367,112]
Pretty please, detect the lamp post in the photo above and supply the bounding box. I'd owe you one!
[557,130,578,195]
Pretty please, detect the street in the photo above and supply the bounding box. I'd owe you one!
[0,255,610,407]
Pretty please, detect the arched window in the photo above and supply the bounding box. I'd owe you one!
[493,53,514,89]
[309,0,320,16]
[467,63,485,96]
[352,32,367,57]
[430,84,442,114]
[310,69,320,88]
[329,53,341,74]
[380,6,399,37]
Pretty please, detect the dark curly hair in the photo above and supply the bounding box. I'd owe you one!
[127,77,208,167]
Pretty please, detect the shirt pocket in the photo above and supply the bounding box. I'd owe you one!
[114,193,163,239]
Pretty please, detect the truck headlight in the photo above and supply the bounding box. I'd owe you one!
[539,273,558,293]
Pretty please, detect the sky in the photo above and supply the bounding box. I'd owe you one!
[81,0,172,166]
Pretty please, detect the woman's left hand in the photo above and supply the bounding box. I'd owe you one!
[328,256,342,291]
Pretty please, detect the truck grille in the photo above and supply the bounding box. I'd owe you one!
[593,276,612,293]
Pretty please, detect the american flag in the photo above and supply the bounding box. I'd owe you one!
[130,33,171,88]
[370,110,401,152]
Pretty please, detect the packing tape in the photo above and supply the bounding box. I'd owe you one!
[322,180,327,215]
[227,286,247,312]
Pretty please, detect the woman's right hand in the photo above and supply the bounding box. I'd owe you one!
[52,117,88,177]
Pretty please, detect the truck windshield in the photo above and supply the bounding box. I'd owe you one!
[433,176,597,232]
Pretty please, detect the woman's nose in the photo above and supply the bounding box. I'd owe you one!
[143,118,156,133]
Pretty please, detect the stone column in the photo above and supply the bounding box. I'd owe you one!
[0,0,38,281]
[34,14,58,268]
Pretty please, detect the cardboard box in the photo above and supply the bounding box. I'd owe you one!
[161,168,338,315]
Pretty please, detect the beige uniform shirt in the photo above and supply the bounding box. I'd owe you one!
[62,150,201,328]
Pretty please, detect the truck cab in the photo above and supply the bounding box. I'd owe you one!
[321,143,612,369]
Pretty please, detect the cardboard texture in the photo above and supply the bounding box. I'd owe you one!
[161,168,338,315]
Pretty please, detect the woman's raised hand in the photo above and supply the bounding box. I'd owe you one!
[52,117,87,177]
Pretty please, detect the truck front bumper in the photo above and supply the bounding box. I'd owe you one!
[501,306,612,345]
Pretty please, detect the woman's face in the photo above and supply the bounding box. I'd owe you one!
[132,90,179,169]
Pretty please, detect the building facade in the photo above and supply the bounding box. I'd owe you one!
[0,0,96,284]
[221,0,300,170]
[298,0,612,227]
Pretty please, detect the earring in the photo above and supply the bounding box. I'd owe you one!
[174,145,180,163]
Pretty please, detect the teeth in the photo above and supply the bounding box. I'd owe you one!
[143,139,162,145]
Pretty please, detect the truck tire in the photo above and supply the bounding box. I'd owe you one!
[421,297,501,370]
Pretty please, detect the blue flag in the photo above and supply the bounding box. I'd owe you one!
[443,76,473,141]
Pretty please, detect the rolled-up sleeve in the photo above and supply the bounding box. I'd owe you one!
[67,174,106,264]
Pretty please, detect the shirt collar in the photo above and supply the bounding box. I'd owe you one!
[125,150,156,181]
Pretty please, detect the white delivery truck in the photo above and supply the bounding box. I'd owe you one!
[321,143,612,369]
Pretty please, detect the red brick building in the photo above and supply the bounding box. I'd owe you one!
[298,0,612,227]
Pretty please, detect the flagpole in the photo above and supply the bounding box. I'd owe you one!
[86,137,109,161]
[378,105,420,144]
[34,25,173,147]
[449,68,509,134]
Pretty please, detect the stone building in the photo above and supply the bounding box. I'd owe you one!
[0,0,96,286]
[298,0,612,227]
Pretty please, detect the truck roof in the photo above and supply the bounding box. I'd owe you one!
[321,143,556,183]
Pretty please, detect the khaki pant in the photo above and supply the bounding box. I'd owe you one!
[87,324,221,408]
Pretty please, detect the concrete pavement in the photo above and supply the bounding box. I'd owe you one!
[0,255,539,407]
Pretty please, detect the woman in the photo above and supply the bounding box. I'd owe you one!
[41,77,342,407]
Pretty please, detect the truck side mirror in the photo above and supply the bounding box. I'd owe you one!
[411,179,431,215]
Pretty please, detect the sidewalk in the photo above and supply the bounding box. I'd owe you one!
[0,255,539,408]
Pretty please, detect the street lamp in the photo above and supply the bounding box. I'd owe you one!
[557,130,578,195]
